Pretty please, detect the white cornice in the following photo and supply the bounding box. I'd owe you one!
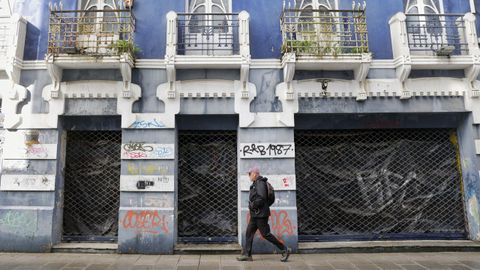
[135,59,166,69]
[21,59,403,70]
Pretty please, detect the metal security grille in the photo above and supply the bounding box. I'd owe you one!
[295,129,466,241]
[63,131,121,242]
[178,131,238,242]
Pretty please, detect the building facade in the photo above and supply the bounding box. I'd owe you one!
[0,0,480,254]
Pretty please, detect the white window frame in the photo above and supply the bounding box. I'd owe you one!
[78,0,120,10]
[405,0,444,15]
[186,0,232,13]
[296,0,338,10]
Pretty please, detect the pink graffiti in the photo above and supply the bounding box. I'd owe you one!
[282,178,290,187]
[246,210,295,243]
[25,146,49,158]
[123,151,148,159]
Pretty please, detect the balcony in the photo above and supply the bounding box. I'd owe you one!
[279,4,372,101]
[46,8,136,98]
[176,13,240,57]
[389,12,480,98]
[47,8,135,67]
[405,14,468,57]
[281,6,370,65]
[164,11,251,98]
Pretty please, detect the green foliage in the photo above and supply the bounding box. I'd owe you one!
[109,40,141,56]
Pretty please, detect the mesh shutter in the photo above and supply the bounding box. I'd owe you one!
[63,131,121,241]
[295,129,466,241]
[178,131,238,242]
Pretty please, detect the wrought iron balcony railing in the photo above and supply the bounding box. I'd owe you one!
[281,8,369,56]
[176,13,240,56]
[48,9,135,57]
[405,14,468,56]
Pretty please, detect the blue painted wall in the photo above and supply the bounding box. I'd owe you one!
[15,0,476,60]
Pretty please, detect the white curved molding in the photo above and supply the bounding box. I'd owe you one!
[3,80,143,130]
[1,80,27,129]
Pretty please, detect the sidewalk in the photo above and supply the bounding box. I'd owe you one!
[1,252,480,270]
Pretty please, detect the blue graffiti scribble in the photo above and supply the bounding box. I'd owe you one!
[153,147,173,158]
[130,119,165,129]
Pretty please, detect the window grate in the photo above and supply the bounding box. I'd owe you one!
[295,129,466,241]
[178,131,238,243]
[63,131,121,242]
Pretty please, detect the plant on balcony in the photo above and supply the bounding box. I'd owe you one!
[109,40,141,57]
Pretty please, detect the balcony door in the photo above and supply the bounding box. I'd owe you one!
[295,0,339,55]
[405,0,447,56]
[185,0,233,55]
[78,0,120,55]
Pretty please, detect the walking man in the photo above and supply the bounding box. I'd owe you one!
[237,166,291,262]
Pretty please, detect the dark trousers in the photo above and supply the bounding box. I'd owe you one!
[244,217,286,256]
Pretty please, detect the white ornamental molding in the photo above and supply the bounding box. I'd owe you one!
[239,143,295,159]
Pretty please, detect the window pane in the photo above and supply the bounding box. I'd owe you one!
[189,6,206,33]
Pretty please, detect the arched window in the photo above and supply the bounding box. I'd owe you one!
[79,0,119,33]
[405,0,443,15]
[296,0,337,10]
[188,0,230,33]
[295,0,338,54]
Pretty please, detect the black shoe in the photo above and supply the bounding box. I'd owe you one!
[280,247,291,262]
[236,255,253,261]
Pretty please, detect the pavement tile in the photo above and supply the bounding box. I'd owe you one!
[371,261,403,270]
[175,266,198,270]
[243,261,266,270]
[329,261,357,270]
[458,261,480,269]
[41,263,68,270]
[354,263,381,270]
[85,264,111,270]
[447,265,474,270]
[135,256,160,265]
[13,267,42,270]
[398,265,427,270]
[310,266,335,270]
[65,262,90,268]
[198,262,219,270]
[221,266,243,270]
[130,266,154,270]
[0,263,20,270]
[415,261,451,270]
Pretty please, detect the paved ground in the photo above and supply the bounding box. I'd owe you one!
[1,252,480,270]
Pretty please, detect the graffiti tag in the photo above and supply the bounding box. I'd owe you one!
[1,175,55,191]
[129,119,165,129]
[126,163,169,175]
[122,210,169,234]
[240,143,295,159]
[246,210,295,243]
[122,144,175,160]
